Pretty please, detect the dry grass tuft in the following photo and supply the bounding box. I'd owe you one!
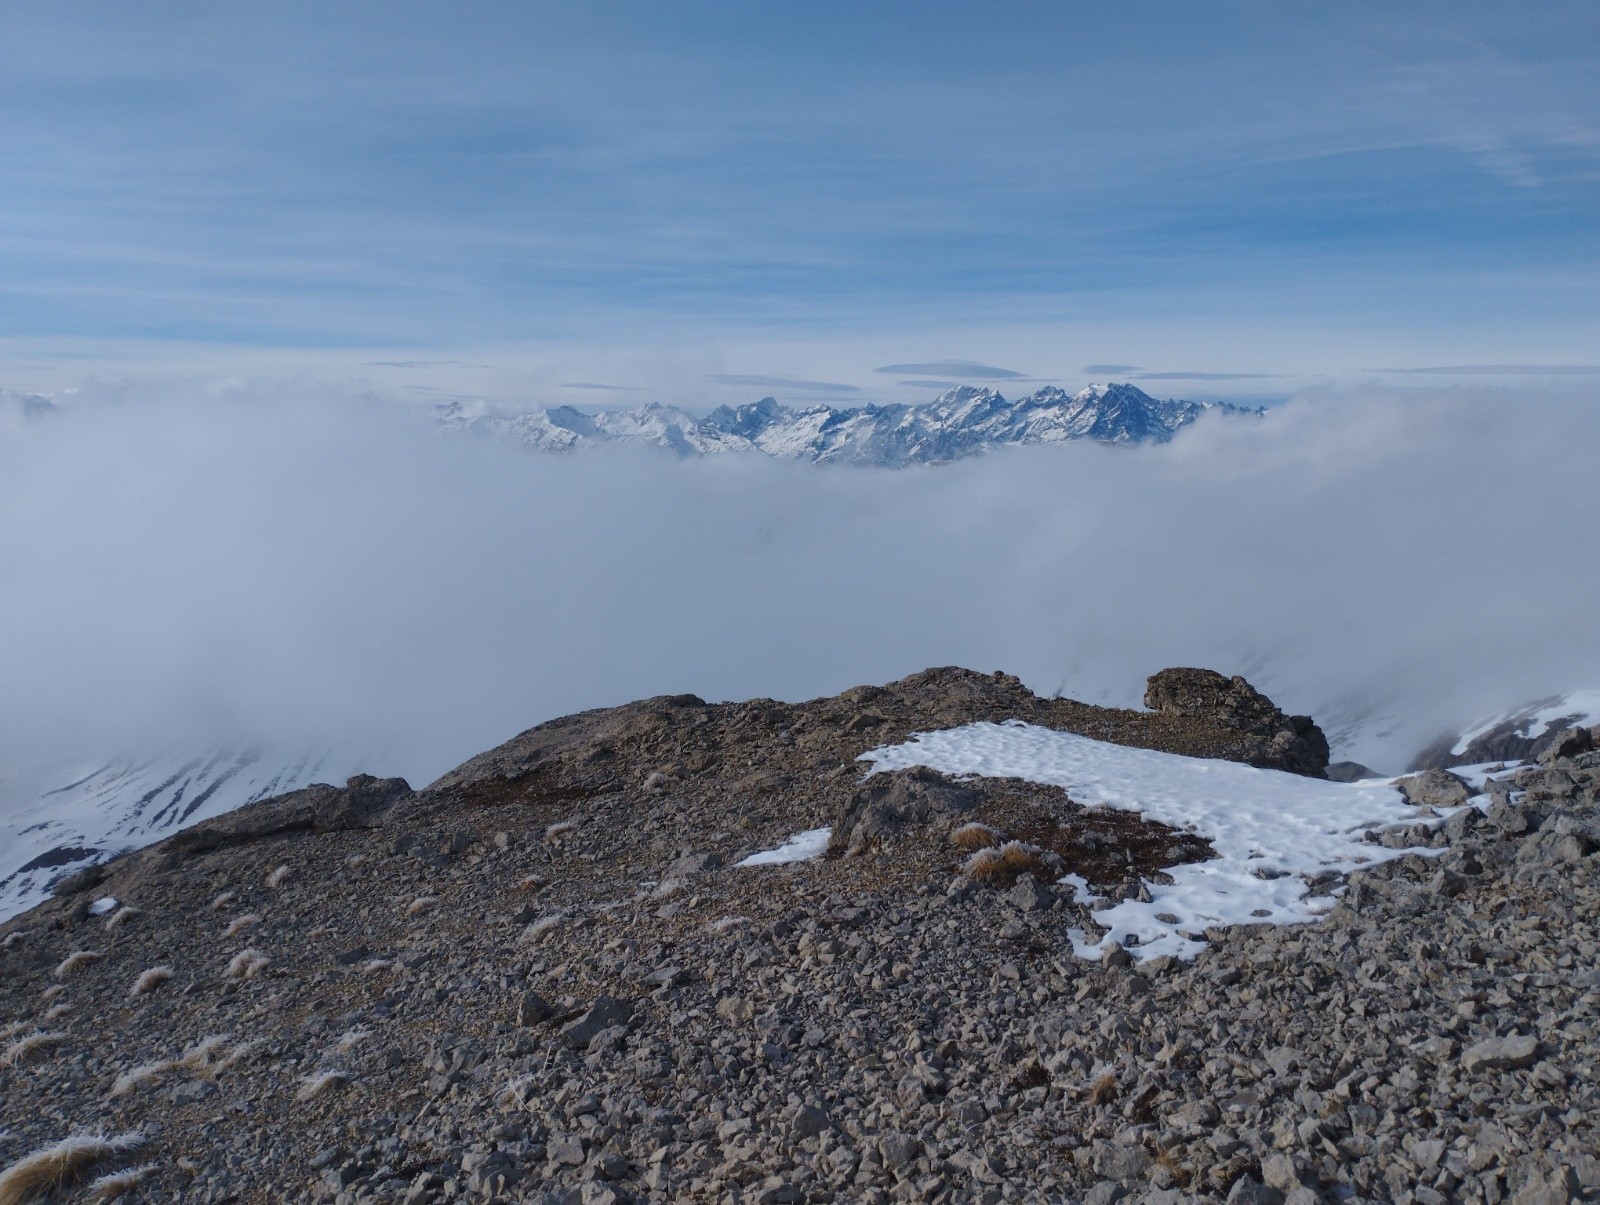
[265,864,291,889]
[1,932,23,949]
[517,874,546,893]
[1,1031,67,1068]
[344,853,367,869]
[174,1035,229,1073]
[295,1069,350,1101]
[223,949,270,979]
[208,890,236,911]
[518,915,562,944]
[103,906,142,932]
[0,1022,26,1041]
[85,1162,159,1201]
[40,1004,70,1023]
[334,1027,370,1054]
[706,916,749,934]
[129,967,173,998]
[965,841,1061,885]
[0,1131,145,1205]
[223,913,260,937]
[1088,1073,1119,1106]
[961,847,1007,882]
[360,959,393,976]
[40,985,65,1001]
[108,1061,174,1099]
[53,951,103,979]
[214,1040,261,1072]
[406,896,436,916]
[952,822,1004,851]
[543,820,576,840]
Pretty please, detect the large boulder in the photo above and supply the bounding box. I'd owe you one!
[1143,669,1330,778]
[828,767,980,857]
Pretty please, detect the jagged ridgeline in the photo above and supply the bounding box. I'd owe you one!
[2,668,1598,1202]
[438,382,1260,465]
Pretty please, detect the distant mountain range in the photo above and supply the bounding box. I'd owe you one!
[438,382,1259,466]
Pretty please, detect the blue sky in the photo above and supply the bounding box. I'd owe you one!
[2,1,1597,405]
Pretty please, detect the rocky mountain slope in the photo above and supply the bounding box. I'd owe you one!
[2,669,1598,1204]
[438,384,1254,466]
[0,749,371,926]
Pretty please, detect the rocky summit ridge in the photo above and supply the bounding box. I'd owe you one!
[437,384,1256,466]
[3,668,1600,1205]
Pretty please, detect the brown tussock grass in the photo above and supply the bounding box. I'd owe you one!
[53,951,103,979]
[295,1069,350,1101]
[1,1031,67,1068]
[952,822,1003,851]
[223,949,270,979]
[103,905,142,932]
[86,1162,159,1201]
[1088,1073,1119,1106]
[0,1131,146,1205]
[129,967,173,998]
[223,913,260,937]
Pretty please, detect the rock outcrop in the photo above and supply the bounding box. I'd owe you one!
[1143,668,1330,778]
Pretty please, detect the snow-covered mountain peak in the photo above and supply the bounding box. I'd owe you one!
[443,381,1256,466]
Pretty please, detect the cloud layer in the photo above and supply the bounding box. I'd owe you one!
[1,384,1596,788]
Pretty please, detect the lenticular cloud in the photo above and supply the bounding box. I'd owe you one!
[0,382,1596,791]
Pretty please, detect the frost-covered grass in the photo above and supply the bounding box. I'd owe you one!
[108,1060,174,1098]
[518,915,562,944]
[208,890,236,911]
[40,1004,70,1023]
[866,720,1443,961]
[223,913,260,937]
[223,949,270,979]
[333,1027,369,1053]
[53,950,103,978]
[129,967,173,998]
[952,822,1002,851]
[265,864,292,888]
[295,1069,350,1101]
[85,1162,159,1201]
[1,1031,66,1068]
[103,905,142,932]
[0,1131,145,1205]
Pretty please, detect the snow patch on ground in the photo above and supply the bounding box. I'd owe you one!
[863,721,1445,961]
[736,827,832,867]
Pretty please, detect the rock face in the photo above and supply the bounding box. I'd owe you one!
[1143,668,1331,778]
[7,668,1598,1204]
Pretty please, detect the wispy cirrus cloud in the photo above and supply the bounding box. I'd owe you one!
[1133,372,1282,382]
[711,374,860,394]
[1083,364,1143,375]
[560,381,648,392]
[873,361,1028,380]
[1378,364,1600,376]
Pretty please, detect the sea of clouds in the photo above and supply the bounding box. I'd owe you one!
[1,381,1595,785]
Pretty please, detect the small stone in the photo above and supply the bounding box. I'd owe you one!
[1461,1033,1539,1073]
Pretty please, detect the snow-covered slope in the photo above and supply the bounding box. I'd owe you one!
[441,383,1252,465]
[862,720,1445,961]
[0,748,370,923]
[1408,689,1600,770]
